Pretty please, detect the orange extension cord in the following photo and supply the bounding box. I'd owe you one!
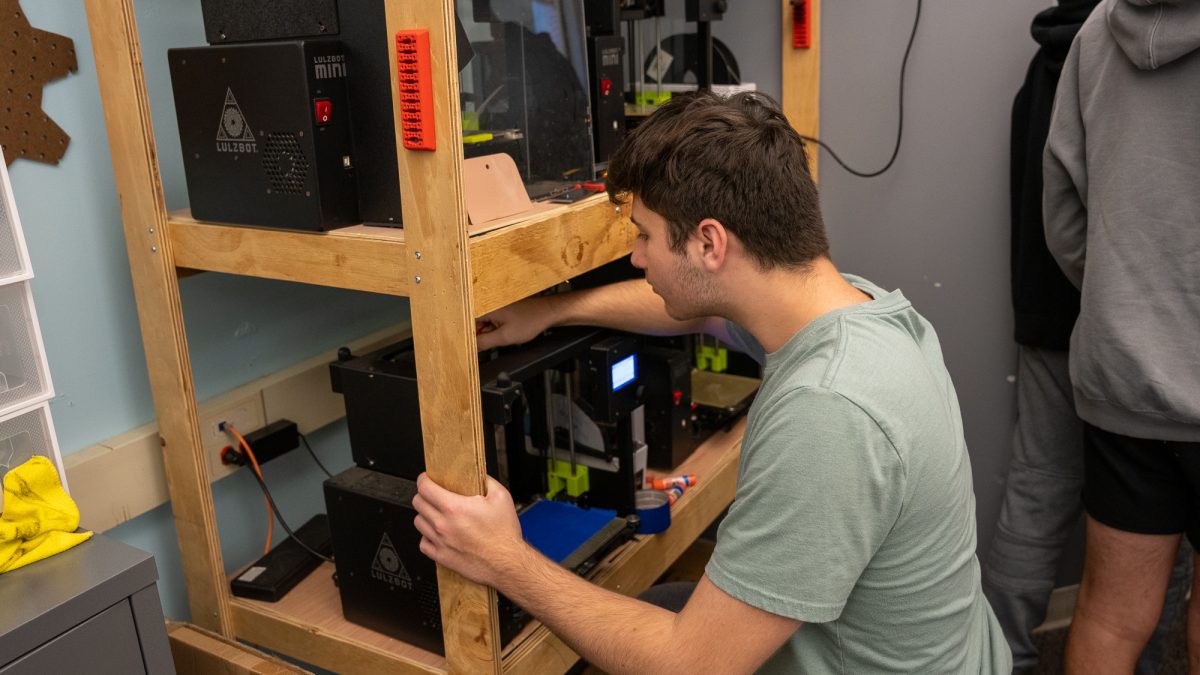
[224,424,273,555]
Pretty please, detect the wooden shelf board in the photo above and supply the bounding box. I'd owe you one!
[230,562,446,675]
[167,195,632,314]
[471,195,634,317]
[167,212,411,296]
[228,418,743,675]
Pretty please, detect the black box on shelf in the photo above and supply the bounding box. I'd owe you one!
[167,39,358,231]
[641,346,705,469]
[587,34,626,166]
[324,467,529,654]
[199,0,340,44]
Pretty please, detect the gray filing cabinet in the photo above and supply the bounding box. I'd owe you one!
[0,533,174,674]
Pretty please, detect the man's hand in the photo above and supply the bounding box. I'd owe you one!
[476,295,558,351]
[412,474,529,587]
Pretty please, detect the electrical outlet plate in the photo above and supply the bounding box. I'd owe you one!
[200,391,267,481]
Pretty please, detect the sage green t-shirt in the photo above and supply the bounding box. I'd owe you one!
[706,275,1011,673]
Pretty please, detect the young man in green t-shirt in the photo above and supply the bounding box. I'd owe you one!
[412,92,1011,673]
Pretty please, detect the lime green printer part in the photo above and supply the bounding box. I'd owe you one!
[696,344,729,372]
[546,458,589,498]
[633,90,672,106]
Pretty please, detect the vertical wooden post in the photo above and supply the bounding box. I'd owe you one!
[383,1,501,672]
[84,0,232,634]
[782,0,821,180]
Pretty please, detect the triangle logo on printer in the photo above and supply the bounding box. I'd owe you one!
[371,532,413,590]
[215,88,257,153]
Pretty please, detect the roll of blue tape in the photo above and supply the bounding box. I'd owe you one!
[636,489,671,534]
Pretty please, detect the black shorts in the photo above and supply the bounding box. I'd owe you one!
[1083,422,1200,547]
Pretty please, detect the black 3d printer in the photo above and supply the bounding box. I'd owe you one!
[324,328,647,653]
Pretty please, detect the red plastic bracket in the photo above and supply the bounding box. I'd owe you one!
[395,30,436,151]
[792,0,811,49]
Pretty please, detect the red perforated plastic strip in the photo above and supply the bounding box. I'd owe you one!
[396,30,436,151]
[792,0,811,49]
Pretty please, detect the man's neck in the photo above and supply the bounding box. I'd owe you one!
[723,257,872,354]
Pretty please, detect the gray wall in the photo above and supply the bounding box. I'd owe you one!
[715,1,1086,583]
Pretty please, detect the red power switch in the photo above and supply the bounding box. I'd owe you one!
[600,78,613,97]
[314,99,332,125]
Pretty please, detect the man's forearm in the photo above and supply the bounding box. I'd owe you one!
[496,544,682,674]
[550,279,722,339]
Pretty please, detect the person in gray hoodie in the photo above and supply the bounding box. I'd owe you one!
[1044,0,1200,671]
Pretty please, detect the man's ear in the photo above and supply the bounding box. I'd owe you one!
[694,217,729,272]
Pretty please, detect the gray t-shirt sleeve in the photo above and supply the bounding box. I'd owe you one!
[705,387,906,624]
[724,320,767,366]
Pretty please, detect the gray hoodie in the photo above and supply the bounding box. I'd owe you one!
[1043,0,1200,441]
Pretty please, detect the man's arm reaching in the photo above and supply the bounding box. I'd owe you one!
[413,475,800,674]
[476,279,732,350]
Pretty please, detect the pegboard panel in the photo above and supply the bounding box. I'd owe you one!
[0,0,78,166]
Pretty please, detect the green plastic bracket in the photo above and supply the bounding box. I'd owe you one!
[546,459,589,498]
[696,344,728,372]
[633,90,672,106]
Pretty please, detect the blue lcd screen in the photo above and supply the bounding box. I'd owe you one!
[611,354,637,392]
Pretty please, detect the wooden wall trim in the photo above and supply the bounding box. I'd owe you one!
[781,0,821,180]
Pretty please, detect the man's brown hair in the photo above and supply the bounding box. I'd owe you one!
[606,91,828,270]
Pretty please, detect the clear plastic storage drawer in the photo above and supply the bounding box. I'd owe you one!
[0,403,63,512]
[0,162,33,286]
[0,281,52,418]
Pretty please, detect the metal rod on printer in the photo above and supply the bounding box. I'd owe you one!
[565,375,577,473]
[543,370,558,466]
[635,17,643,101]
[655,15,663,101]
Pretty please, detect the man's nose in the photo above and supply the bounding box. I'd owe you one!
[631,242,647,269]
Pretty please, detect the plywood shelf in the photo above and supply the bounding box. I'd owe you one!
[168,194,633,315]
[228,419,744,675]
[470,195,633,317]
[168,214,412,295]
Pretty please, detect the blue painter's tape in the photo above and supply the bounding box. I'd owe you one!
[636,489,671,534]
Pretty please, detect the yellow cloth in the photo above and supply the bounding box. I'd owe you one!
[0,456,91,573]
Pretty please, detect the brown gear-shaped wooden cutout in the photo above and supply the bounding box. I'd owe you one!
[0,0,78,166]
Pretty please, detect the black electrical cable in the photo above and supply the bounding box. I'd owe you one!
[245,462,335,564]
[799,0,922,178]
[298,432,333,478]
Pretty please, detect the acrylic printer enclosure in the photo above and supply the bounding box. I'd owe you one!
[459,0,596,199]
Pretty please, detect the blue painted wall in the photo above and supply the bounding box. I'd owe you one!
[10,1,409,621]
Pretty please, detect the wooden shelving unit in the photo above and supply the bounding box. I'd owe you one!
[85,0,817,671]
